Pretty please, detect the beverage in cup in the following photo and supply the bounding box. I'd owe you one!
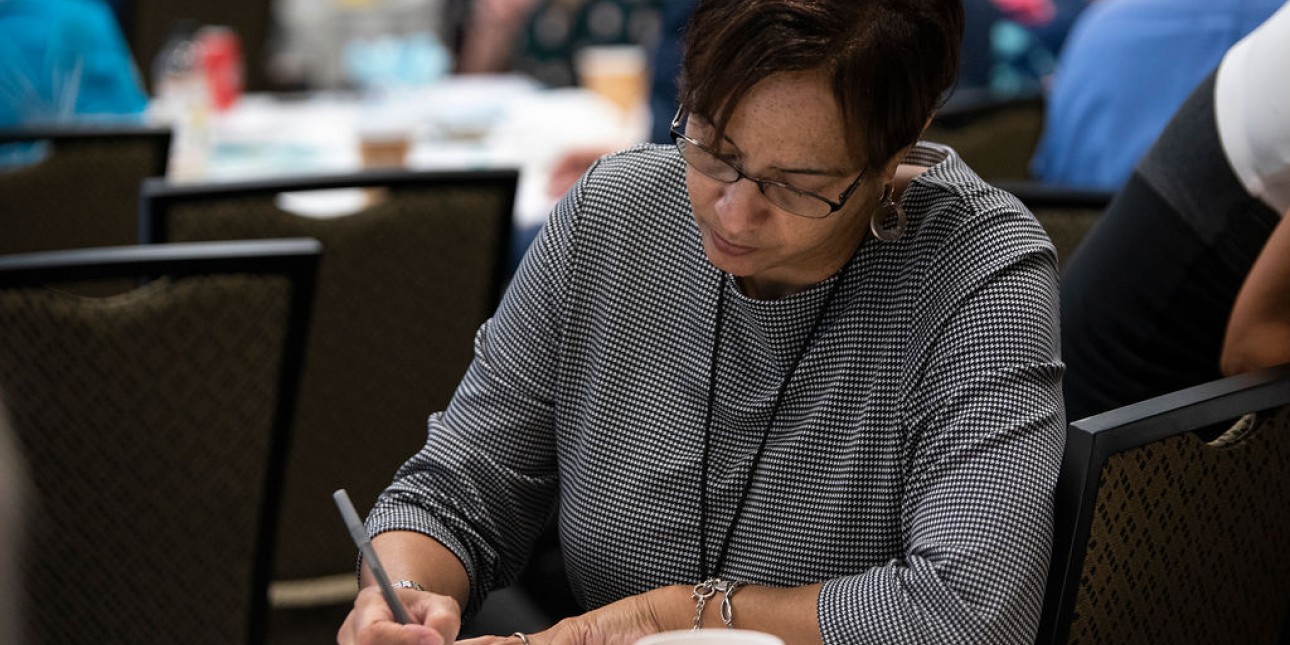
[356,119,413,169]
[576,44,649,116]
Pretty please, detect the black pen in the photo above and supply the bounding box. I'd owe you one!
[333,488,414,624]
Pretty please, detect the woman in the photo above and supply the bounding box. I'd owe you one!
[340,0,1064,643]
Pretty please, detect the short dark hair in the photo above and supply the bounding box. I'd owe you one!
[680,0,963,172]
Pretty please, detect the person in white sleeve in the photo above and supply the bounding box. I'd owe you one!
[1062,1,1290,423]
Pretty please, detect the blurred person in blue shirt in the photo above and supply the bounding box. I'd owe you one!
[0,0,147,127]
[1061,1,1290,421]
[1031,0,1281,190]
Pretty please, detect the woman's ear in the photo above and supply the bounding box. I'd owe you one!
[876,114,936,185]
[878,144,913,183]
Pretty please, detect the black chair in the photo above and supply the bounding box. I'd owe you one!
[139,168,518,629]
[0,398,23,645]
[0,238,320,645]
[994,180,1114,271]
[923,95,1045,182]
[1038,362,1290,644]
[0,125,171,257]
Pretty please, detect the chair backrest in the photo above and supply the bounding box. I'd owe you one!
[0,239,320,645]
[993,180,1113,270]
[0,399,24,645]
[0,125,172,256]
[923,95,1045,182]
[140,168,518,586]
[1037,362,1290,644]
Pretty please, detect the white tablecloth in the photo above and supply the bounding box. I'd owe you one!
[163,74,648,227]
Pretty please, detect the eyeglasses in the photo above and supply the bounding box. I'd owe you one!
[670,107,865,219]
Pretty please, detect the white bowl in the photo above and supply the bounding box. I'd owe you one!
[634,629,785,645]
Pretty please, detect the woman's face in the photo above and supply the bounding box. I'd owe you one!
[685,69,883,299]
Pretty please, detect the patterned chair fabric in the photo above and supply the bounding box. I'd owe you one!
[139,169,518,591]
[1038,363,1290,644]
[0,239,319,645]
[0,401,23,645]
[0,126,171,256]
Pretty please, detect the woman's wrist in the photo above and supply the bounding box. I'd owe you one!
[645,584,703,631]
[649,580,749,630]
[691,578,744,629]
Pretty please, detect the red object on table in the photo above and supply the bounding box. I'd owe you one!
[198,26,243,111]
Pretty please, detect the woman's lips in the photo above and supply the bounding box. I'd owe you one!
[710,230,757,257]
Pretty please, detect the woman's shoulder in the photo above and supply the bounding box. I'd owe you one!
[898,143,1056,279]
[570,143,691,224]
[550,142,699,264]
[580,143,687,191]
[906,143,1043,236]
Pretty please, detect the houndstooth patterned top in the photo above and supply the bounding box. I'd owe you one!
[368,142,1065,644]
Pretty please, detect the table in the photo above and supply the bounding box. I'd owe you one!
[165,74,648,230]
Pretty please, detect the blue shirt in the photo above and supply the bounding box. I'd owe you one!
[1031,0,1281,190]
[0,0,147,126]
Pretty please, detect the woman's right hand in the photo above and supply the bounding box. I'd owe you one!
[337,585,462,645]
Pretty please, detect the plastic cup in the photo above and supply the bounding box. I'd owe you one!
[356,117,413,169]
[576,44,648,116]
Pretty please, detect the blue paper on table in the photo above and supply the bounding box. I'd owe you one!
[342,31,451,92]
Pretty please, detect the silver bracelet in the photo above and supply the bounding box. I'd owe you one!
[390,580,425,591]
[691,578,742,629]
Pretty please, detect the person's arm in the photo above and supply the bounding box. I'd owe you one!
[339,147,591,644]
[1221,211,1290,375]
[364,531,472,606]
[819,253,1063,643]
[808,198,1062,643]
[456,0,540,74]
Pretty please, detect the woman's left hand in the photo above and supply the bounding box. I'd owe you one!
[458,585,687,645]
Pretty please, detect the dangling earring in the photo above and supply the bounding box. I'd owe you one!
[870,183,907,242]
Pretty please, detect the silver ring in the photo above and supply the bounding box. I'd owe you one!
[511,633,531,645]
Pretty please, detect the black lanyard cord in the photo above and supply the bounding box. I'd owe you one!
[696,270,844,579]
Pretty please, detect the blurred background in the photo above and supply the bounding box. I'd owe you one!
[2,0,1090,174]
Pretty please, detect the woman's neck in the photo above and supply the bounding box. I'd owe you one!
[737,255,849,300]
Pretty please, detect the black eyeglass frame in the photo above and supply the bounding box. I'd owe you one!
[669,107,866,219]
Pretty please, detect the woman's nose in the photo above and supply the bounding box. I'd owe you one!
[715,178,772,232]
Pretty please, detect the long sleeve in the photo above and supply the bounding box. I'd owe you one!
[365,156,590,616]
[819,180,1064,643]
